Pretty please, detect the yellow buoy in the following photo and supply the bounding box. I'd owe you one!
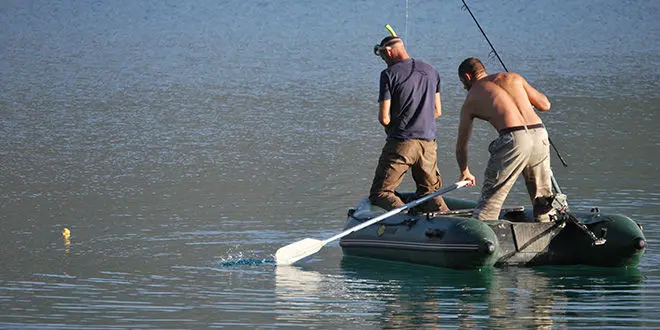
[62,227,71,255]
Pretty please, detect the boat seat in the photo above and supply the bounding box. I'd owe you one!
[500,206,528,222]
[349,195,527,221]
[427,206,526,220]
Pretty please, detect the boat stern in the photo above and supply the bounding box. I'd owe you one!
[551,213,646,267]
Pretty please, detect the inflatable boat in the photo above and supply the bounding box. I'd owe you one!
[339,195,646,270]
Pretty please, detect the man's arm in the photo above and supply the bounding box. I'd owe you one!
[456,103,476,186]
[379,99,391,127]
[434,92,442,118]
[522,77,551,111]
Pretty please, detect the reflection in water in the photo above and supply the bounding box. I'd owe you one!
[337,257,647,328]
[339,257,493,328]
[528,266,647,328]
[486,267,559,329]
[62,227,71,255]
[275,264,397,327]
[274,265,330,325]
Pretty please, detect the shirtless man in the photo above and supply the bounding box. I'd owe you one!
[456,57,554,222]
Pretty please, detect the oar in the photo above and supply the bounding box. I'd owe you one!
[275,180,471,265]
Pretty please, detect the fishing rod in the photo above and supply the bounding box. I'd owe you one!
[460,0,568,168]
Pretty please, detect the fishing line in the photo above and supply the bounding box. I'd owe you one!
[404,0,409,40]
[460,0,568,169]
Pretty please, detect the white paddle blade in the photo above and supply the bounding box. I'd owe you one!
[275,238,325,265]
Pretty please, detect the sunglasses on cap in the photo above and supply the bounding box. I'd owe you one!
[373,37,401,56]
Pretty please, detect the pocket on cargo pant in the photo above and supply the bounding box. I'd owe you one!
[488,134,514,154]
[481,166,499,200]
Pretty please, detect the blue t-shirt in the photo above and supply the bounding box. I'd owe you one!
[378,58,441,140]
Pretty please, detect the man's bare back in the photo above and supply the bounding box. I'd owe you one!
[462,72,550,131]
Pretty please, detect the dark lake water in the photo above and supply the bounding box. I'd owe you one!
[1,0,659,328]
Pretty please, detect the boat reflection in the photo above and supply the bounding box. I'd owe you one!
[339,257,494,328]
[274,256,645,328]
[338,256,644,329]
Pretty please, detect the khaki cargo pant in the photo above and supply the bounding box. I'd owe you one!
[473,127,554,222]
[369,138,449,212]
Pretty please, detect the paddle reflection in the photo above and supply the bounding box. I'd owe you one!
[274,265,334,325]
[274,263,394,327]
[275,265,325,296]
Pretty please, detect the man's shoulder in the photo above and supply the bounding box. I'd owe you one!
[413,58,437,70]
[411,59,440,81]
[491,71,523,81]
[462,90,477,107]
[384,59,413,75]
[463,86,487,109]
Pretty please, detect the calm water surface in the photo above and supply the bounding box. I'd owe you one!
[1,0,659,328]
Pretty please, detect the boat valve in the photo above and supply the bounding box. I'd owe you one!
[484,241,495,254]
[634,237,646,250]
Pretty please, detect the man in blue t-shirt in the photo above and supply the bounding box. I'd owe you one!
[368,36,449,213]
